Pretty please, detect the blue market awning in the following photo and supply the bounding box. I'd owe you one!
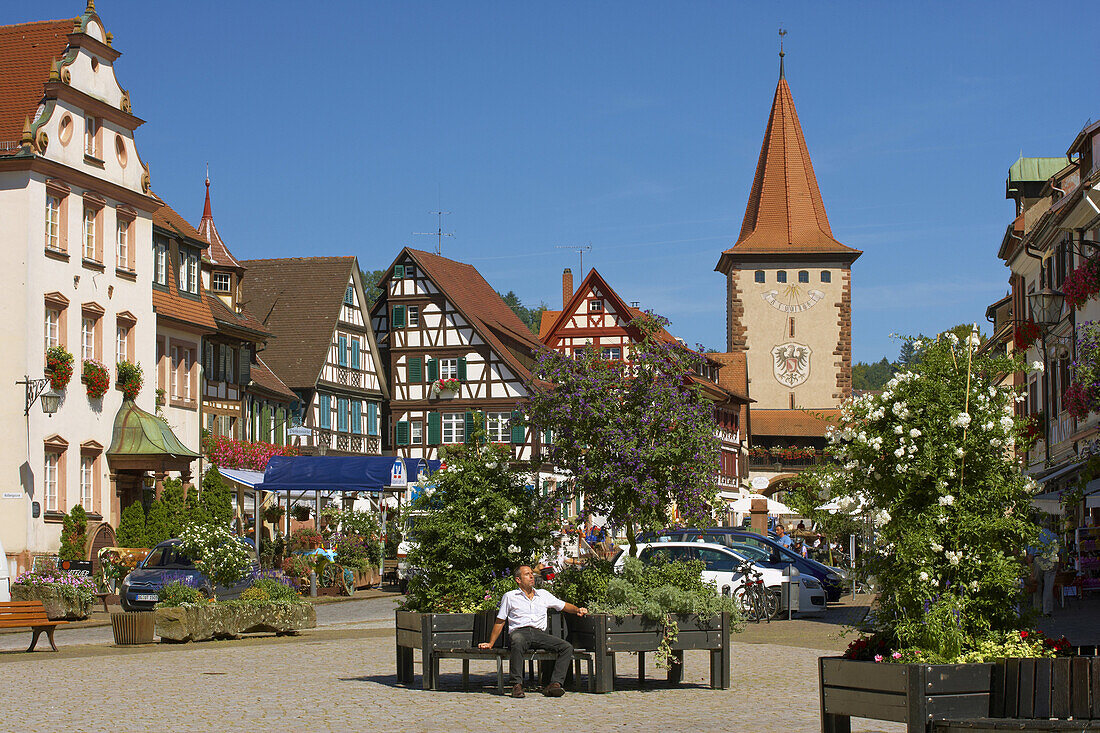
[254,456,441,493]
[216,467,266,488]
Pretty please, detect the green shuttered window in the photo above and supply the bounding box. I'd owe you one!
[510,410,524,444]
[396,421,409,446]
[394,264,405,279]
[427,412,441,445]
[408,357,422,383]
[456,357,467,380]
[426,358,438,382]
[392,305,405,328]
[464,411,476,444]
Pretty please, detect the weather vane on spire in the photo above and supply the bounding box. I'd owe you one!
[778,27,787,78]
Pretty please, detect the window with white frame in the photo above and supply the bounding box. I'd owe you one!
[153,236,169,285]
[80,455,94,508]
[182,350,192,400]
[81,315,97,360]
[116,219,129,269]
[44,451,59,512]
[45,308,60,351]
[85,115,97,156]
[410,420,423,445]
[83,208,97,260]
[601,346,621,360]
[178,246,199,294]
[442,412,465,444]
[439,358,458,379]
[116,323,130,364]
[486,412,510,443]
[212,272,231,292]
[408,305,419,327]
[45,195,61,250]
[589,299,603,312]
[170,345,179,398]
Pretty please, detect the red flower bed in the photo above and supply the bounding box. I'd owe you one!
[203,435,297,471]
[82,359,110,399]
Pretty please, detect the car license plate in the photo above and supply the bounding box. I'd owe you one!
[136,593,158,602]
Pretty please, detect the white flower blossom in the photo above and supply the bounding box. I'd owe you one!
[909,428,921,438]
[894,447,906,458]
[938,494,955,506]
[919,571,929,582]
[946,332,959,345]
[1031,361,1045,372]
[930,541,943,552]
[952,412,971,428]
[945,550,962,566]
[894,425,904,435]
[955,447,964,458]
[970,581,979,591]
[507,544,520,554]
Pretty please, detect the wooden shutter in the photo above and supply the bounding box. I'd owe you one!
[239,347,251,384]
[318,394,331,429]
[457,357,467,380]
[510,410,524,444]
[392,305,405,328]
[338,335,347,366]
[275,408,285,446]
[543,428,553,444]
[337,397,349,432]
[426,358,438,382]
[351,400,362,434]
[351,340,360,370]
[396,421,409,446]
[368,402,378,436]
[394,264,405,279]
[427,412,441,445]
[464,411,476,443]
[262,405,271,441]
[408,357,422,383]
[204,342,214,378]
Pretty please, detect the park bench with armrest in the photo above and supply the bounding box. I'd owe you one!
[0,600,68,652]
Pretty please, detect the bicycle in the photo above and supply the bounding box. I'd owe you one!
[732,560,779,623]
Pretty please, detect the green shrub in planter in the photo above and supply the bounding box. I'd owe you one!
[157,581,208,607]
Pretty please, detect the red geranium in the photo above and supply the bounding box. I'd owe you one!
[46,346,74,390]
[82,359,110,399]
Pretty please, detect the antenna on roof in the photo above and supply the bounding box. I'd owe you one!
[555,244,592,274]
[413,210,453,256]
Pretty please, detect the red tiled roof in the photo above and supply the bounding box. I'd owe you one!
[752,408,839,437]
[538,310,561,339]
[196,179,243,269]
[207,295,269,339]
[152,200,208,248]
[150,202,216,330]
[717,64,860,269]
[405,249,544,381]
[0,18,74,151]
[249,354,296,401]
[239,257,358,390]
[709,352,749,402]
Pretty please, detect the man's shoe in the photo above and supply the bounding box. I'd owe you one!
[543,682,565,697]
[510,683,525,698]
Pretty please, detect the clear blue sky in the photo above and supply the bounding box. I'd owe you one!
[10,1,1099,362]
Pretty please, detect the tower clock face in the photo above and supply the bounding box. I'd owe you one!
[761,283,824,313]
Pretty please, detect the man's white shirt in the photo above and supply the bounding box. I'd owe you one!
[496,588,566,631]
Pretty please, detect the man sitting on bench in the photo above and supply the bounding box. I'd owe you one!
[479,565,587,698]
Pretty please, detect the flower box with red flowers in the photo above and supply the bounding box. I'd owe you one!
[45,346,74,391]
[81,359,110,399]
[1014,319,1041,350]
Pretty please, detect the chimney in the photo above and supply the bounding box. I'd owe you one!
[562,268,573,308]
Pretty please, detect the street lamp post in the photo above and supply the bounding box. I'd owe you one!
[1027,287,1066,465]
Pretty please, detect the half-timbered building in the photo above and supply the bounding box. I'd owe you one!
[371,248,548,474]
[539,268,750,494]
[240,257,387,455]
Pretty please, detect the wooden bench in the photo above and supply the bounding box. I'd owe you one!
[933,657,1100,732]
[0,601,67,652]
[381,559,399,587]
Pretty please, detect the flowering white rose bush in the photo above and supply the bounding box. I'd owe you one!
[402,419,558,613]
[812,333,1042,659]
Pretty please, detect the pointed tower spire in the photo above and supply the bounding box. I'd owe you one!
[716,51,860,270]
[196,170,244,270]
[202,167,212,221]
[779,27,786,80]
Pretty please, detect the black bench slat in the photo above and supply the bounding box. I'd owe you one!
[1018,658,1035,718]
[1050,658,1070,719]
[1072,657,1091,720]
[990,659,1006,718]
[1004,658,1020,719]
[1092,658,1100,720]
[1033,658,1052,718]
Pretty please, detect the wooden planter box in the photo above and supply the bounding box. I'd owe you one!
[353,567,380,589]
[568,612,731,693]
[396,610,484,689]
[111,611,154,646]
[819,657,993,733]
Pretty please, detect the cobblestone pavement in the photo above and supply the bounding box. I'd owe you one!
[2,627,903,732]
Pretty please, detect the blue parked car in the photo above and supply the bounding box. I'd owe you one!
[638,528,847,602]
[119,538,257,611]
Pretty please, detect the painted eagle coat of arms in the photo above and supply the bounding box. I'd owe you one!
[772,342,811,387]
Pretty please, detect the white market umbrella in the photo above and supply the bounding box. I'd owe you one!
[729,493,794,515]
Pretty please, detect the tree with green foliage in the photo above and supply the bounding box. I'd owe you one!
[199,468,233,529]
[161,478,187,537]
[526,313,720,556]
[58,505,88,562]
[358,268,387,307]
[852,357,897,391]
[498,290,547,334]
[145,499,171,546]
[116,502,147,548]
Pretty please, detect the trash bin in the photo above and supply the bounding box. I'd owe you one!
[111,611,155,646]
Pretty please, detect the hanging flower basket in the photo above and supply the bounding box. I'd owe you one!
[1063,257,1100,310]
[1013,319,1041,351]
[45,345,74,390]
[1063,381,1092,420]
[82,359,110,399]
[116,360,143,401]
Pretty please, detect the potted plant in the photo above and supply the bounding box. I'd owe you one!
[1062,256,1100,310]
[82,358,110,399]
[11,562,95,620]
[290,504,311,523]
[45,345,74,390]
[430,376,462,397]
[1013,318,1041,350]
[808,332,1052,732]
[289,527,323,551]
[263,505,286,524]
[116,360,142,400]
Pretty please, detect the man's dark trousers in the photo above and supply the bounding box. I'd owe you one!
[507,626,573,686]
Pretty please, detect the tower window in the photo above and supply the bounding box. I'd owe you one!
[789,318,795,337]
[777,271,787,283]
[754,271,765,283]
[798,271,809,283]
[821,271,831,283]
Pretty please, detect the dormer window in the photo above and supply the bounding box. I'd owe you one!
[589,300,603,312]
[178,245,199,295]
[212,272,231,293]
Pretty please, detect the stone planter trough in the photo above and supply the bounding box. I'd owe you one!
[11,585,92,620]
[155,602,316,642]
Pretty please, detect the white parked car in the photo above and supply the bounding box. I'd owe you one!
[614,541,826,616]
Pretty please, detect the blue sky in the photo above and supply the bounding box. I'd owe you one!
[10,1,1099,362]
